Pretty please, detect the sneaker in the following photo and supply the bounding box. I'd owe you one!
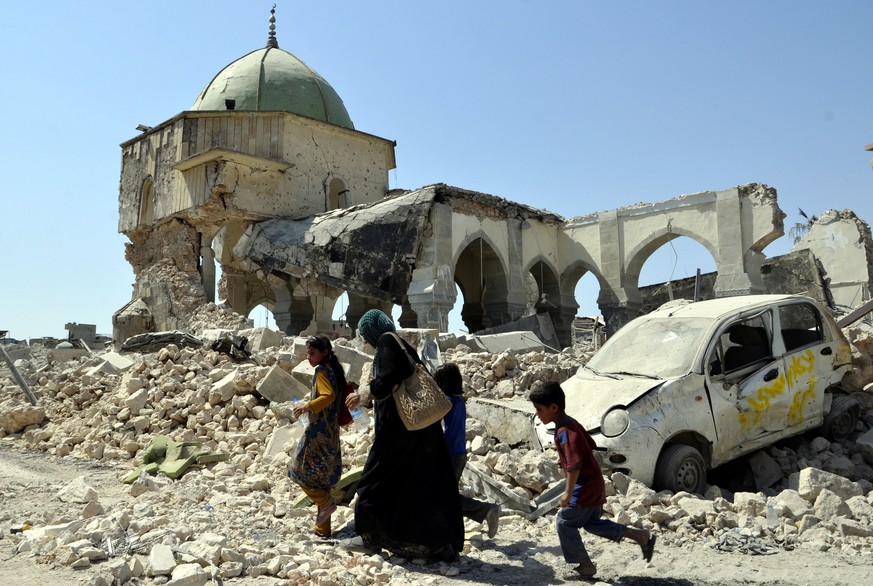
[485,504,501,539]
[316,500,337,526]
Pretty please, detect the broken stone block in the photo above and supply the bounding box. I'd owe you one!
[854,428,873,465]
[51,347,88,362]
[148,543,176,576]
[466,398,537,447]
[264,424,302,460]
[175,532,226,566]
[58,476,98,503]
[106,557,132,585]
[788,467,863,502]
[0,406,45,434]
[677,496,717,522]
[333,345,375,387]
[475,331,545,354]
[772,489,812,520]
[81,500,105,519]
[167,563,208,586]
[238,327,284,352]
[101,351,135,372]
[837,518,873,537]
[813,488,852,520]
[257,365,309,403]
[125,388,149,415]
[210,371,240,404]
[749,450,784,490]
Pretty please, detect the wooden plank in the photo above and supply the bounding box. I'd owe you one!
[836,298,873,328]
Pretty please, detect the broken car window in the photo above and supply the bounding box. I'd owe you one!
[586,317,712,379]
[779,303,823,352]
[711,315,772,376]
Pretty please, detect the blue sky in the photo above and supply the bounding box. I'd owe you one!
[2,1,872,340]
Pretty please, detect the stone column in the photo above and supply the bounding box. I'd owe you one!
[552,293,580,349]
[222,268,249,318]
[406,203,457,332]
[713,187,767,296]
[199,234,216,303]
[346,295,393,335]
[407,265,456,331]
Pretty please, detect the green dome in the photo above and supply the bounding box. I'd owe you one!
[191,45,354,130]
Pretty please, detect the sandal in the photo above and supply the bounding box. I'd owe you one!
[316,500,337,526]
[641,533,656,562]
[569,563,597,579]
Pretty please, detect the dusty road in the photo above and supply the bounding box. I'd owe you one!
[1,442,872,586]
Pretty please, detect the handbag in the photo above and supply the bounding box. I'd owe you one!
[338,383,354,427]
[388,333,452,431]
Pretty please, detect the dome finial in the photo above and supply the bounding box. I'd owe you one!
[267,4,279,48]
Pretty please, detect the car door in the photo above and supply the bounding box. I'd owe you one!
[706,310,792,464]
[774,301,832,433]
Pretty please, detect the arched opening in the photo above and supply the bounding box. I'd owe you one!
[572,271,604,348]
[138,177,155,226]
[574,271,600,318]
[454,237,506,333]
[447,284,466,334]
[529,259,560,314]
[327,178,348,211]
[638,236,717,312]
[247,305,277,330]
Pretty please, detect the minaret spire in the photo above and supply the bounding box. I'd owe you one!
[266,4,279,48]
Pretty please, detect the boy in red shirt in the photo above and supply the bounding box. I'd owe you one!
[530,381,655,580]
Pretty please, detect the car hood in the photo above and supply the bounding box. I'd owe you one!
[562,371,666,431]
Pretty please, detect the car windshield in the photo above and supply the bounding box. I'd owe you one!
[586,316,714,378]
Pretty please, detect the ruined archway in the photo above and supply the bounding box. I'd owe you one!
[454,236,508,333]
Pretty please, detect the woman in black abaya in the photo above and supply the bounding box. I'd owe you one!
[353,309,463,562]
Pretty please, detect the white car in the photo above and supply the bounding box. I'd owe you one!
[553,294,859,494]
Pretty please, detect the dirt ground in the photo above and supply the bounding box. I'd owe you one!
[1,442,872,586]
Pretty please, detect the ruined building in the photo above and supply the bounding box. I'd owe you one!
[113,10,873,349]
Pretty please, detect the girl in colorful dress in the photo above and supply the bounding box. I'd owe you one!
[289,334,347,537]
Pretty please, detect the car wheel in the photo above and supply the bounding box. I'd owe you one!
[821,394,859,442]
[654,444,706,494]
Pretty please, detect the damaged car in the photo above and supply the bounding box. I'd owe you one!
[545,294,860,494]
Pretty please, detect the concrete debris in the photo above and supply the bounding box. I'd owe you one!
[1,319,873,581]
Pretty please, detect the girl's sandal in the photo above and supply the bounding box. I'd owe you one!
[641,533,656,562]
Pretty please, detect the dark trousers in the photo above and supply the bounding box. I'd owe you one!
[452,454,498,523]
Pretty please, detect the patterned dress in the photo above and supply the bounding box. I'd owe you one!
[289,365,342,490]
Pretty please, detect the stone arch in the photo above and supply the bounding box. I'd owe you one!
[138,176,155,227]
[624,227,718,292]
[526,256,561,309]
[453,235,508,333]
[557,261,608,347]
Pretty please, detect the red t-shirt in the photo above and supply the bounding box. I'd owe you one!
[554,415,606,508]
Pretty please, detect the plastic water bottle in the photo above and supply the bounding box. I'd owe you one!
[292,398,309,429]
[350,406,368,430]
[765,502,778,527]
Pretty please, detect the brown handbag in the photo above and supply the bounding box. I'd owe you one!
[388,333,452,431]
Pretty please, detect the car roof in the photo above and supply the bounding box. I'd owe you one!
[644,294,812,321]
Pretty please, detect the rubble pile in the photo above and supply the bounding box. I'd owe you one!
[0,322,872,584]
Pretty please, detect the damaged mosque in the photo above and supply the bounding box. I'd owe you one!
[112,7,873,350]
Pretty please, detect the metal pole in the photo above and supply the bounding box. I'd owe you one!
[0,345,37,406]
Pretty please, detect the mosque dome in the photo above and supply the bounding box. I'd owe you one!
[190,9,354,130]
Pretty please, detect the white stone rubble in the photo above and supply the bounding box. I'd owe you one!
[0,321,872,583]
